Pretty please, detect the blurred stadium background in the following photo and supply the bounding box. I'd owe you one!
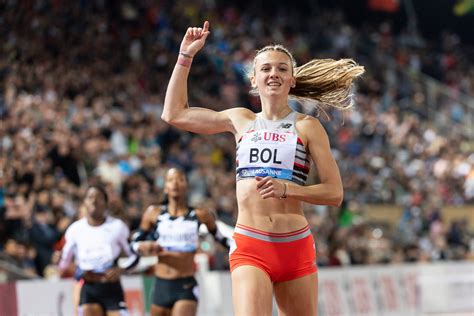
[0,0,473,315]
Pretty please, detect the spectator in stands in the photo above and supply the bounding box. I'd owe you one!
[28,204,62,276]
[0,237,37,278]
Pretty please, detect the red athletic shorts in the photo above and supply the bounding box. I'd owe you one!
[229,223,317,282]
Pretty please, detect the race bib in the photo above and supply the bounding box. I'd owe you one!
[77,243,114,272]
[237,129,297,180]
[158,220,199,252]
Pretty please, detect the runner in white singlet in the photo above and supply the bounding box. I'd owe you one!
[58,185,138,316]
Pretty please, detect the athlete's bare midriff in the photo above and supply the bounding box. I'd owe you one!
[154,252,195,279]
[235,179,308,233]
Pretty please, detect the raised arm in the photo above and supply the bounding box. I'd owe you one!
[162,21,250,135]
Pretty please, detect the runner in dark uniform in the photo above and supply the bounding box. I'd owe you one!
[131,168,229,316]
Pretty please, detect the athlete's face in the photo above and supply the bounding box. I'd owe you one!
[84,187,107,220]
[251,50,296,97]
[164,169,187,199]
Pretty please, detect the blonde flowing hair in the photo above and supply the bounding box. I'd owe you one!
[250,45,365,113]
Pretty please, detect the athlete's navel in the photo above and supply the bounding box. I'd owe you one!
[268,215,273,223]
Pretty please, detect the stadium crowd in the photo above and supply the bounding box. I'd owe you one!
[0,0,473,278]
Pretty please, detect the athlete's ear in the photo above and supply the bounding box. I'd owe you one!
[291,76,296,88]
[250,75,257,88]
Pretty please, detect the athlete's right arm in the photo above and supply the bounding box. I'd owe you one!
[162,21,250,135]
[58,225,76,275]
[130,205,161,256]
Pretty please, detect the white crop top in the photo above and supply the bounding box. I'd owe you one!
[153,205,201,252]
[236,111,310,185]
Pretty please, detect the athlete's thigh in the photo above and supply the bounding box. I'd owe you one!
[81,303,104,316]
[171,300,197,316]
[274,272,318,316]
[151,304,171,316]
[231,265,273,316]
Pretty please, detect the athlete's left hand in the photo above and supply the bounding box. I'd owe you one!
[104,267,124,282]
[255,176,286,199]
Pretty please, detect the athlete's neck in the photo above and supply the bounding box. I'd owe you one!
[87,216,106,226]
[167,198,188,216]
[260,102,292,121]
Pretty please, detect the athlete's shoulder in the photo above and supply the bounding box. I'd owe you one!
[107,216,130,233]
[295,112,320,123]
[107,215,124,224]
[70,217,87,228]
[225,108,256,136]
[295,113,325,131]
[144,204,165,216]
[224,107,255,118]
[293,113,328,147]
[65,218,86,235]
[225,107,256,124]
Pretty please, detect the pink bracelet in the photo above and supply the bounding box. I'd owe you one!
[177,56,192,68]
